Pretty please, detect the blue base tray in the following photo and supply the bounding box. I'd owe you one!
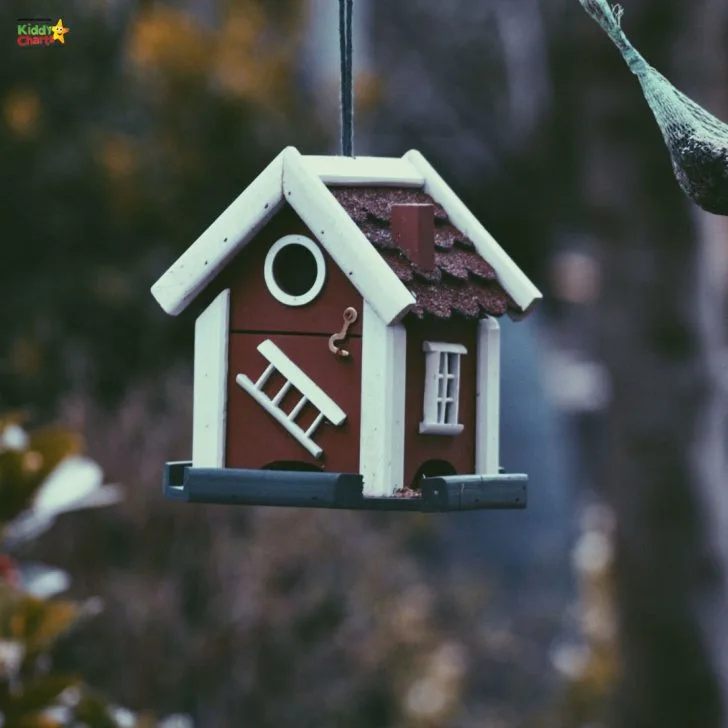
[163,462,527,512]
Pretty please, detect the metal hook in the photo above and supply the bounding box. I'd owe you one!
[329,307,358,358]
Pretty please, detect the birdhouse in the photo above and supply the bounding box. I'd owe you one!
[153,147,542,511]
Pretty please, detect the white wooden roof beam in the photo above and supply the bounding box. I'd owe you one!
[151,150,286,316]
[282,147,416,326]
[304,155,424,187]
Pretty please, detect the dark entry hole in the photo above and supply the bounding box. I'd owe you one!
[272,243,318,297]
[263,460,322,473]
[410,459,456,490]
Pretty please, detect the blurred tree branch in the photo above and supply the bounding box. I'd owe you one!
[573,1,728,725]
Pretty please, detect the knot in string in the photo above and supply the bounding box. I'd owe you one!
[579,0,728,215]
[580,0,647,75]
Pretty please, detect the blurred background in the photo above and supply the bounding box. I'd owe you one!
[1,0,728,726]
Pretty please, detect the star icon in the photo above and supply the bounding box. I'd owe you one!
[50,19,69,44]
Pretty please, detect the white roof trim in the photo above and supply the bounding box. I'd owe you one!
[282,147,415,326]
[150,146,539,320]
[403,149,542,313]
[151,149,286,316]
[303,155,424,187]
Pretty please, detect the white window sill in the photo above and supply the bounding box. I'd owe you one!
[418,422,464,436]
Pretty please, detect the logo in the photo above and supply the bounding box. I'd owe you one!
[17,18,69,47]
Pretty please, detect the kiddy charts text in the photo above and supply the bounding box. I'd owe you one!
[17,19,69,47]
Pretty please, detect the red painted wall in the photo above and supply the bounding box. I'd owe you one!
[403,317,478,488]
[220,206,363,337]
[226,334,361,472]
[220,204,362,472]
[201,202,480,484]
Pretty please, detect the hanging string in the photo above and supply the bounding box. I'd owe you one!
[339,0,354,156]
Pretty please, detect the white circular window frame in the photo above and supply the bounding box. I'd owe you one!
[264,235,327,307]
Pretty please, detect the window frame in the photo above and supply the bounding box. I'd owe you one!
[419,341,467,436]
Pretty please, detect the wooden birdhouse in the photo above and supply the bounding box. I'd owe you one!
[153,147,542,511]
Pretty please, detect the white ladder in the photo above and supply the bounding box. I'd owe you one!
[236,339,347,459]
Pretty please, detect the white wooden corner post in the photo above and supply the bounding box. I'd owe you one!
[476,317,501,475]
[360,302,407,496]
[193,288,230,468]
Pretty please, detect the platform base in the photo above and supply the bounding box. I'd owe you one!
[163,462,527,512]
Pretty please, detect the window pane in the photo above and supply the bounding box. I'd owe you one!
[448,353,458,375]
[448,354,460,423]
[437,353,448,400]
[423,351,441,424]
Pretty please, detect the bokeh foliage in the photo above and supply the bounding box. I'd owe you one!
[0,0,626,725]
[0,0,325,409]
[0,417,153,728]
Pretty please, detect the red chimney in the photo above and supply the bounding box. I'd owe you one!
[391,203,435,271]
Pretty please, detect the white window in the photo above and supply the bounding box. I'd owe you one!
[419,342,467,435]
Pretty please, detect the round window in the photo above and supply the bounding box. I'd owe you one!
[264,235,326,306]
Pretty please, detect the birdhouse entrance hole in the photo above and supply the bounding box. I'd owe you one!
[410,459,456,490]
[263,460,324,473]
[273,245,316,295]
[264,235,327,306]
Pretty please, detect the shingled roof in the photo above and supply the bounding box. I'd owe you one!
[329,186,513,320]
[151,148,541,325]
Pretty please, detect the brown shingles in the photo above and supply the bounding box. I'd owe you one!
[434,225,462,251]
[465,253,499,281]
[378,249,415,283]
[329,186,511,319]
[436,251,470,281]
[359,222,393,249]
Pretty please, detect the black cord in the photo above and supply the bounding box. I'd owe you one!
[339,0,354,156]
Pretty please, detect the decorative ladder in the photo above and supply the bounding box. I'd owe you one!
[236,339,347,459]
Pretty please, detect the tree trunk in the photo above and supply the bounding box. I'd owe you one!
[572,1,728,725]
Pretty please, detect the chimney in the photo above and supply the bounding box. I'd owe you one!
[391,203,435,271]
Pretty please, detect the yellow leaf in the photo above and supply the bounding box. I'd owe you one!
[3,88,42,138]
[97,134,139,182]
[30,601,79,652]
[13,716,64,728]
[355,72,384,114]
[28,427,84,483]
[127,6,211,80]
[0,423,83,524]
[0,411,31,431]
[7,595,79,653]
[0,450,41,522]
